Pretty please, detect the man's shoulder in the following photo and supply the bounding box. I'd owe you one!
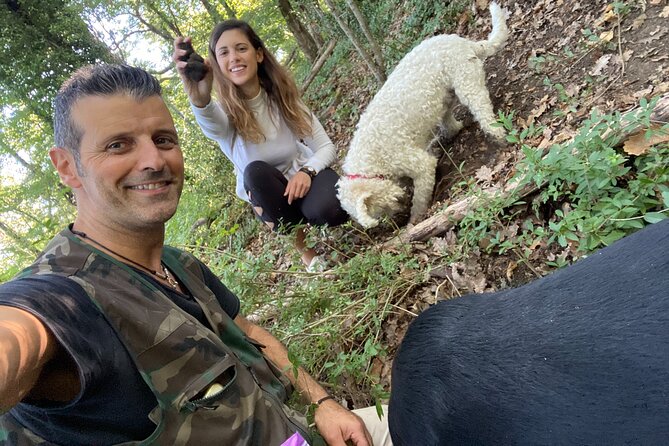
[0,274,87,309]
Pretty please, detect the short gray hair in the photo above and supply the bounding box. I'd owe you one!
[53,64,162,169]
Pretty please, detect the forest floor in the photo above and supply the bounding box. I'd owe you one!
[248,0,669,406]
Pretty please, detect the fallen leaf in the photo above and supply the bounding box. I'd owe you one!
[430,237,451,256]
[599,30,614,42]
[633,85,655,99]
[475,165,494,183]
[623,126,669,156]
[591,54,612,76]
[661,6,669,18]
[506,261,518,281]
[565,83,581,97]
[631,13,647,30]
[639,27,667,44]
[594,6,616,27]
[653,82,669,95]
[475,0,489,11]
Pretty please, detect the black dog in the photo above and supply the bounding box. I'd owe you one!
[389,219,669,445]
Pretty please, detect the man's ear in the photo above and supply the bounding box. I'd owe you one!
[49,147,82,189]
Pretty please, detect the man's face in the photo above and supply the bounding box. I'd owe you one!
[63,94,184,232]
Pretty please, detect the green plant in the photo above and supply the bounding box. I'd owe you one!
[455,96,668,265]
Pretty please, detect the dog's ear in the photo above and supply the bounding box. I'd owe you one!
[355,191,379,228]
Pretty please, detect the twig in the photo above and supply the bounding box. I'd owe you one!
[610,208,669,222]
[388,303,418,317]
[616,8,626,76]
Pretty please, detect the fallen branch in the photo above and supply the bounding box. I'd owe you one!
[384,179,540,247]
[650,94,669,123]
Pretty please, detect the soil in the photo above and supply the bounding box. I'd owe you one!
[271,0,669,406]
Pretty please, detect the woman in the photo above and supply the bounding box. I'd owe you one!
[173,20,348,271]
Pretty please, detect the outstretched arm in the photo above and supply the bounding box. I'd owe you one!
[0,306,56,412]
[234,315,373,446]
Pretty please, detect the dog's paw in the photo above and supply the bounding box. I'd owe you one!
[489,127,507,142]
[409,214,424,226]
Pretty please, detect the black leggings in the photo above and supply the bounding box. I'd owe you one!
[243,160,349,232]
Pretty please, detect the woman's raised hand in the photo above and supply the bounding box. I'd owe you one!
[173,36,213,108]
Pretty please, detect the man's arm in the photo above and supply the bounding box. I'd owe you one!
[234,315,373,446]
[0,306,57,412]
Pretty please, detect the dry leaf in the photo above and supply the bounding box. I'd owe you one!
[475,0,489,11]
[475,165,494,183]
[650,0,661,4]
[633,85,655,99]
[599,30,615,42]
[652,82,669,95]
[632,13,647,30]
[594,6,616,27]
[623,126,669,156]
[506,261,518,281]
[591,54,612,75]
[640,27,667,44]
[660,6,669,18]
[526,95,553,124]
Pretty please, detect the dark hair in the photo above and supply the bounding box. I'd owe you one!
[53,64,162,168]
[207,20,311,143]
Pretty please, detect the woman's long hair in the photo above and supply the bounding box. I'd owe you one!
[208,20,312,144]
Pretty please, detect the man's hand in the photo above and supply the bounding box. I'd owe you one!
[314,399,373,446]
[233,315,372,444]
[284,171,312,205]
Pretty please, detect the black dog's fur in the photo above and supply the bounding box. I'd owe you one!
[389,219,669,445]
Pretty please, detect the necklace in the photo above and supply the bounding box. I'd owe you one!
[71,229,180,290]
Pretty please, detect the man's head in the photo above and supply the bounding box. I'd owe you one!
[50,64,184,234]
[54,64,162,171]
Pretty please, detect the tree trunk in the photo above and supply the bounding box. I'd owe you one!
[200,0,223,24]
[300,40,337,94]
[219,0,238,19]
[144,2,182,38]
[345,0,384,70]
[277,0,319,63]
[323,0,385,84]
[297,2,325,48]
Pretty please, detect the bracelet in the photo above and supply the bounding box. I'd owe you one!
[316,395,335,406]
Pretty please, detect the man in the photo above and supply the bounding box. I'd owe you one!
[0,64,390,445]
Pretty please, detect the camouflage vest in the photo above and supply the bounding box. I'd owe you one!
[0,229,316,446]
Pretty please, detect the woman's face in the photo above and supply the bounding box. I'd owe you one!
[214,28,264,98]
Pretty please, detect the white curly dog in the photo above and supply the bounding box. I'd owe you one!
[337,2,509,228]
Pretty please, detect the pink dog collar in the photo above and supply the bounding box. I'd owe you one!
[346,174,386,180]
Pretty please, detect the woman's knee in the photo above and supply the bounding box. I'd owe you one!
[303,197,349,226]
[302,169,349,226]
[243,160,275,189]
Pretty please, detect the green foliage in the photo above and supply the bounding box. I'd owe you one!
[458,96,668,260]
[0,0,116,123]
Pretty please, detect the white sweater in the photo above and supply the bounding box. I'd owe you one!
[191,90,337,202]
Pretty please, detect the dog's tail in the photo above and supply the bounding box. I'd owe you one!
[475,2,509,59]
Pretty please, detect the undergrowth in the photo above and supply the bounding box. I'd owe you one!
[458,95,668,264]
